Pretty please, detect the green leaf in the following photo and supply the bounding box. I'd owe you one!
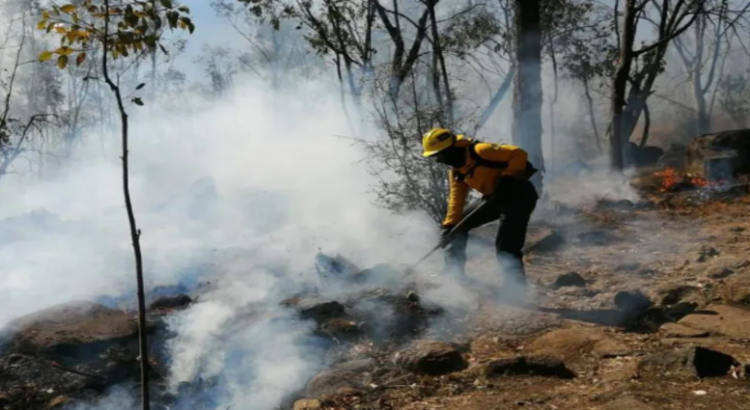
[38,50,54,62]
[57,54,68,69]
[136,83,146,90]
[166,11,178,28]
[132,97,144,106]
[60,4,76,13]
[160,0,173,9]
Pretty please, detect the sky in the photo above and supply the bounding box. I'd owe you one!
[170,1,241,80]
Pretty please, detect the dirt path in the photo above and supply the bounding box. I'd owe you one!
[306,194,750,410]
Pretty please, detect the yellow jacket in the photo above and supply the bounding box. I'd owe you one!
[443,137,529,226]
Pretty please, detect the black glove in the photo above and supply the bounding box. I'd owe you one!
[439,224,455,248]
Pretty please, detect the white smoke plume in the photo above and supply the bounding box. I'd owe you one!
[0,74,447,409]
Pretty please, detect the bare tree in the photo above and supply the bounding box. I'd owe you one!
[195,45,237,97]
[671,0,746,135]
[609,0,708,170]
[0,5,59,181]
[717,68,750,128]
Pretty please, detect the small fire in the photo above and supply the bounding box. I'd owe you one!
[655,167,678,192]
[690,176,710,187]
[653,167,717,193]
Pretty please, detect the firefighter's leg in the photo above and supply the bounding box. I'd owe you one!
[444,199,501,278]
[495,180,539,292]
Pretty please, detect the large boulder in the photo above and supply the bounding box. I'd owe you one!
[469,355,575,379]
[529,327,631,361]
[686,129,750,181]
[637,346,736,379]
[1,301,137,357]
[393,340,467,375]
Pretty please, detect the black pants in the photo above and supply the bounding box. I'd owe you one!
[444,179,538,285]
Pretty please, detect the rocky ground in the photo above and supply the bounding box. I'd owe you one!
[2,169,750,410]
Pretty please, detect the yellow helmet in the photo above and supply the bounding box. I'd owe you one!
[421,128,462,157]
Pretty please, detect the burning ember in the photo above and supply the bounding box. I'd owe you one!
[654,167,717,193]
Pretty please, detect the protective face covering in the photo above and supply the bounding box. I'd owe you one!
[435,146,467,168]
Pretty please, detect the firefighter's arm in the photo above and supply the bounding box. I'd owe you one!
[443,170,469,226]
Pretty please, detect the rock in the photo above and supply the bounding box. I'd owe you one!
[529,328,630,360]
[636,303,699,330]
[549,272,587,289]
[470,355,575,379]
[651,283,701,306]
[294,399,322,410]
[317,318,360,340]
[149,294,192,311]
[677,304,750,339]
[393,340,466,375]
[525,229,566,253]
[2,301,137,356]
[637,346,736,379]
[314,252,360,284]
[281,298,346,324]
[348,288,439,342]
[659,323,709,338]
[334,358,377,373]
[686,129,750,181]
[305,369,359,398]
[697,246,720,262]
[721,273,750,305]
[593,338,633,358]
[600,396,656,410]
[614,290,653,314]
[706,266,735,279]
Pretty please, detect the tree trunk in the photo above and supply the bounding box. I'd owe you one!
[692,75,710,135]
[610,0,637,171]
[582,76,602,154]
[102,2,150,409]
[511,0,544,190]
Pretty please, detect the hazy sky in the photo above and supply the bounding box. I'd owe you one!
[171,0,239,79]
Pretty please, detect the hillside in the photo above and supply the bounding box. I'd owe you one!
[2,169,749,410]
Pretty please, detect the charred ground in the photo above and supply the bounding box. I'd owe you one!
[2,163,750,410]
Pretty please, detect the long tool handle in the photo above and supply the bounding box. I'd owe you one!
[403,198,488,277]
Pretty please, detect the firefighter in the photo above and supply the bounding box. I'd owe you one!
[421,127,539,297]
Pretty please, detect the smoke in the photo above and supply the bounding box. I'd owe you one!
[544,167,642,208]
[0,70,452,409]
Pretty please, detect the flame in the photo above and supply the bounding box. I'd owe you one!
[653,168,718,193]
[690,176,710,187]
[655,167,678,192]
